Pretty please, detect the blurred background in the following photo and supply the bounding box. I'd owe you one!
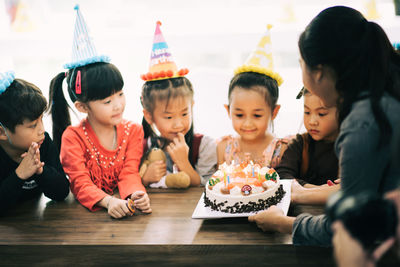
[1,0,400,139]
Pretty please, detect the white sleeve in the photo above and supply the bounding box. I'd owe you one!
[195,135,218,185]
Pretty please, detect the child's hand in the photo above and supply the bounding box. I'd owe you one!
[167,133,189,169]
[15,142,44,180]
[131,191,152,214]
[142,160,166,185]
[107,197,132,219]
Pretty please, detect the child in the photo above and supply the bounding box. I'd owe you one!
[140,21,217,187]
[49,5,150,218]
[217,25,289,168]
[0,71,69,213]
[276,87,340,204]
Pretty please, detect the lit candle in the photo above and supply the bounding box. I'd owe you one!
[224,171,227,187]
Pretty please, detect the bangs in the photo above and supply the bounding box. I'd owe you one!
[142,77,193,112]
[72,62,124,102]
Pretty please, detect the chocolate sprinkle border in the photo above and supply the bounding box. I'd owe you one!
[204,184,286,213]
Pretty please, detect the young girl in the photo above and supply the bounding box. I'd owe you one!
[217,25,290,168]
[217,72,287,167]
[48,5,150,219]
[249,6,400,246]
[0,71,69,213]
[140,21,217,187]
[277,87,340,204]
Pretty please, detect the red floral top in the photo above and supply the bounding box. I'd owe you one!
[60,119,146,211]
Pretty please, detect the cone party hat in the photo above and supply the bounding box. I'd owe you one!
[141,21,189,81]
[64,5,110,69]
[235,24,283,86]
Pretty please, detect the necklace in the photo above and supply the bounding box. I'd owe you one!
[82,121,130,169]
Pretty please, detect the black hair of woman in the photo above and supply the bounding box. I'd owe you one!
[298,6,400,146]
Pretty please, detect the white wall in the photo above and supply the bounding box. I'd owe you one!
[2,0,400,139]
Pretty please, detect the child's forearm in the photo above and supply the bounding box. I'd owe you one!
[177,161,201,186]
[295,184,340,205]
[97,195,113,209]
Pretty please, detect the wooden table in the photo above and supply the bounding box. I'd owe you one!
[0,187,397,266]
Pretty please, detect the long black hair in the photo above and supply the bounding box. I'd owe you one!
[140,77,197,167]
[298,6,400,145]
[48,62,124,150]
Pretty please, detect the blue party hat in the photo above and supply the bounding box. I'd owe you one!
[0,71,15,94]
[64,5,110,69]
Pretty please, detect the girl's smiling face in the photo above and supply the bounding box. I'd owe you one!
[145,96,193,141]
[226,87,279,142]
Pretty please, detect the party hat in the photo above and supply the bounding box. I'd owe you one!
[64,5,110,69]
[141,21,189,81]
[234,24,283,86]
[0,71,15,94]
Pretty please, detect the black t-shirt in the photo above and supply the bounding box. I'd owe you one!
[0,132,70,212]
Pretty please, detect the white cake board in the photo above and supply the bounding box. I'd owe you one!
[192,179,292,219]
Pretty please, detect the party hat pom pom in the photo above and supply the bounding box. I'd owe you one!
[157,21,162,26]
[74,4,79,10]
[0,71,15,94]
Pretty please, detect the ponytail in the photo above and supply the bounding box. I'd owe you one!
[48,72,71,151]
[299,6,400,146]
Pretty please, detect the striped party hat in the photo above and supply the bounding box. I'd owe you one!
[64,5,110,69]
[0,71,15,94]
[141,21,189,81]
[235,24,283,86]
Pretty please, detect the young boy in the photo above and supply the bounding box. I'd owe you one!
[276,87,340,204]
[0,71,69,213]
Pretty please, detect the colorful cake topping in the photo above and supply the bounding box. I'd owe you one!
[241,184,252,195]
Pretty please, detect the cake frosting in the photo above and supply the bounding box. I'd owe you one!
[204,162,285,213]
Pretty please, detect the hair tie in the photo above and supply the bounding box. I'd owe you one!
[75,70,81,94]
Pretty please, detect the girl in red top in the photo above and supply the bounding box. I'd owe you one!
[49,62,151,219]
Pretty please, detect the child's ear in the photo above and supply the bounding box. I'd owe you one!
[224,104,230,118]
[143,109,153,125]
[74,101,89,113]
[271,105,281,120]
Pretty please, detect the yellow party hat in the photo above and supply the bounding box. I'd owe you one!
[234,24,283,86]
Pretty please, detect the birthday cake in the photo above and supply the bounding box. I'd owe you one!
[204,162,285,213]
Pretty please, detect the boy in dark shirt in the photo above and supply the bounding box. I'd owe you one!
[276,88,340,204]
[0,71,69,213]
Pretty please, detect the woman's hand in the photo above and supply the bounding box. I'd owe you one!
[167,133,189,169]
[248,206,296,233]
[142,161,166,186]
[131,191,152,214]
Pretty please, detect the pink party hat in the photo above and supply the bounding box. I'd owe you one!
[64,5,110,69]
[141,21,189,81]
